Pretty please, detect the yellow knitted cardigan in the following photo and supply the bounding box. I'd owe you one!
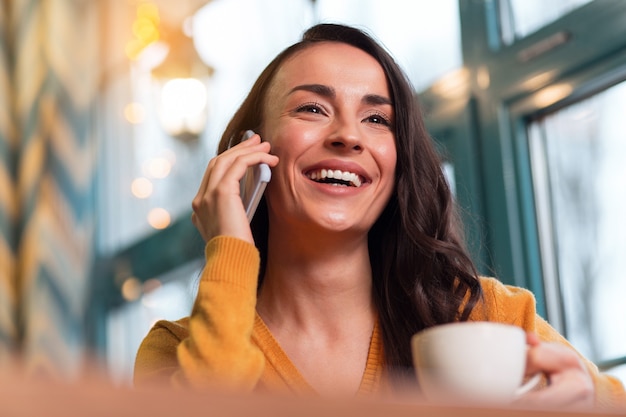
[134,236,625,407]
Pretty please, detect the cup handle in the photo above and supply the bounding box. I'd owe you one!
[514,373,542,397]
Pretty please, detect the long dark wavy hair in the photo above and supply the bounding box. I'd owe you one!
[217,23,482,374]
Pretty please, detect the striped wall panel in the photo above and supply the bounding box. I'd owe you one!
[0,1,18,364]
[12,0,98,378]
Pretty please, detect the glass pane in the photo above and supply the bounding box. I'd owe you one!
[315,0,462,92]
[442,161,457,197]
[106,260,200,384]
[528,79,626,384]
[500,0,593,44]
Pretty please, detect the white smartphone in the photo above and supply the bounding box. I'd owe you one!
[238,130,271,222]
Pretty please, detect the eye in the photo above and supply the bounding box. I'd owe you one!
[364,111,392,127]
[295,102,326,115]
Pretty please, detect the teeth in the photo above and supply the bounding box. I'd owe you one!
[308,169,363,187]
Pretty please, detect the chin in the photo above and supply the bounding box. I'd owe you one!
[317,212,369,233]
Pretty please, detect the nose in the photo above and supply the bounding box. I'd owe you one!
[325,118,363,152]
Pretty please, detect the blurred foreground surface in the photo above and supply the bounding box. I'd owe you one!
[1,366,624,417]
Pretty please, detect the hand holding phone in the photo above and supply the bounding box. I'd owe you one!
[237,130,271,222]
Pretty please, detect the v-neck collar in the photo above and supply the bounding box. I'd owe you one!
[252,312,385,395]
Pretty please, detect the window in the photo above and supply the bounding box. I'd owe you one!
[528,79,626,382]
[314,0,462,92]
[499,0,593,45]
[106,260,201,384]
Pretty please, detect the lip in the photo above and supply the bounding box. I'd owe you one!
[303,159,371,187]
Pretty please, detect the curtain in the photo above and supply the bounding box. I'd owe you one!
[0,0,99,379]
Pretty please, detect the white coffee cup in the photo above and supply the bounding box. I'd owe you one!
[411,321,540,404]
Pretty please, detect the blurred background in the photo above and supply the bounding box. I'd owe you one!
[0,0,624,386]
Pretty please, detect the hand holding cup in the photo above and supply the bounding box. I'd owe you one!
[411,322,541,404]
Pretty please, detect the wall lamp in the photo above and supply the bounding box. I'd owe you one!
[151,26,214,142]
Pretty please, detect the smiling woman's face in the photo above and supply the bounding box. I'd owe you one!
[261,41,397,235]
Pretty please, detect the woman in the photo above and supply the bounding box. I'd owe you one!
[134,23,624,407]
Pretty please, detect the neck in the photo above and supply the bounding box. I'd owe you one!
[256,225,376,336]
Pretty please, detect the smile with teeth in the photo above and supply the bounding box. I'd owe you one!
[306,169,364,188]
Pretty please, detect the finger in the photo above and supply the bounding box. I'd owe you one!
[519,370,594,409]
[194,135,263,202]
[520,341,595,408]
[191,141,278,242]
[193,140,277,211]
[193,158,217,213]
[232,131,263,148]
[203,143,277,202]
[192,159,246,240]
[526,342,586,376]
[526,331,541,346]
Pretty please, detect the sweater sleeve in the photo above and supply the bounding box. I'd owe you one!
[473,277,626,409]
[134,236,265,391]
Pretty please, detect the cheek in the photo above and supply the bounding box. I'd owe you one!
[375,141,398,177]
[269,124,319,159]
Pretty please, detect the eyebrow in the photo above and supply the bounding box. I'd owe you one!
[288,84,392,107]
[289,84,335,98]
[363,93,392,106]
